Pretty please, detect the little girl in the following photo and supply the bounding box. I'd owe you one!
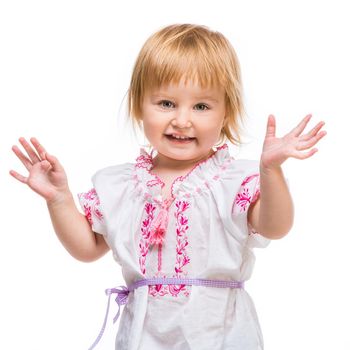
[10,24,326,350]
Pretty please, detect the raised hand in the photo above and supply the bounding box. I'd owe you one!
[10,137,71,204]
[260,114,327,170]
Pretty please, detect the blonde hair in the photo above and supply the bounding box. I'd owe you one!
[127,23,245,146]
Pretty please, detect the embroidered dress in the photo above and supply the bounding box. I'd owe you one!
[78,144,271,350]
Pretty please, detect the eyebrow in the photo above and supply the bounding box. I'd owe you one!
[151,94,219,103]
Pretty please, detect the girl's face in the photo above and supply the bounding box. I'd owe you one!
[141,77,226,168]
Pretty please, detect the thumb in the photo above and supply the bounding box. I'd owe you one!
[265,114,276,138]
[43,152,64,172]
[40,159,52,172]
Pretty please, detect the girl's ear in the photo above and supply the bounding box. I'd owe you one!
[220,117,228,137]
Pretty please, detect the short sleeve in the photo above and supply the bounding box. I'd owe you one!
[77,188,107,236]
[232,171,271,249]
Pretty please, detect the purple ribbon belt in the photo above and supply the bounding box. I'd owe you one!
[88,277,244,349]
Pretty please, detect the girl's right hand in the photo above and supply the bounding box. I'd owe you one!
[10,137,71,205]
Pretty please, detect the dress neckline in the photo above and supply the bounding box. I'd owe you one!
[134,144,232,201]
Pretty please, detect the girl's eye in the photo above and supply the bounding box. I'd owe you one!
[159,100,174,108]
[195,103,209,111]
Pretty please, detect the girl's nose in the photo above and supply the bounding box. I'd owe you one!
[171,109,193,128]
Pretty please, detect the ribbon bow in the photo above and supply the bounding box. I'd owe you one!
[106,286,130,323]
[88,285,130,350]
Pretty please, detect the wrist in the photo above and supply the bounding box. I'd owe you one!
[259,162,283,177]
[46,190,73,208]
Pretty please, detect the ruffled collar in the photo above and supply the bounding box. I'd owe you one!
[134,144,233,200]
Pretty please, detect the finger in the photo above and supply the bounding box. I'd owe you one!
[297,130,327,151]
[11,145,33,171]
[291,114,312,137]
[19,137,41,163]
[44,152,63,172]
[292,148,318,160]
[300,121,325,141]
[9,169,28,184]
[40,159,55,172]
[265,115,276,138]
[30,137,47,159]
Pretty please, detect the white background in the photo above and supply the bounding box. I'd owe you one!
[1,0,349,349]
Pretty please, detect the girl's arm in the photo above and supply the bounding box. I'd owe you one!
[47,192,109,262]
[10,137,110,262]
[248,114,326,239]
[248,165,293,239]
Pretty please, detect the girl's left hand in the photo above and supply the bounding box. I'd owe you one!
[260,114,326,170]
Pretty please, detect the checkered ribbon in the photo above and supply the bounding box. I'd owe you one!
[88,277,244,349]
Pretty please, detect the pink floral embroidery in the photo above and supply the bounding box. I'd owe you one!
[135,152,152,169]
[146,178,164,187]
[242,174,259,186]
[149,271,171,297]
[148,271,191,297]
[139,202,156,275]
[233,173,260,213]
[148,200,191,298]
[168,284,188,296]
[78,189,103,225]
[173,200,191,294]
[235,187,252,212]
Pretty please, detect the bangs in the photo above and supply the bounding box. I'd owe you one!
[141,31,226,92]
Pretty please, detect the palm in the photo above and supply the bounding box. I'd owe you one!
[261,114,326,169]
[26,159,68,199]
[10,137,69,202]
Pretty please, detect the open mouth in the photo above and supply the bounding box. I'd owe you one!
[165,134,196,143]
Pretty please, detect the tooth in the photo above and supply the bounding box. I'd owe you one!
[171,134,191,140]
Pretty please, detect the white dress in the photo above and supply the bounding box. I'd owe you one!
[78,144,271,350]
